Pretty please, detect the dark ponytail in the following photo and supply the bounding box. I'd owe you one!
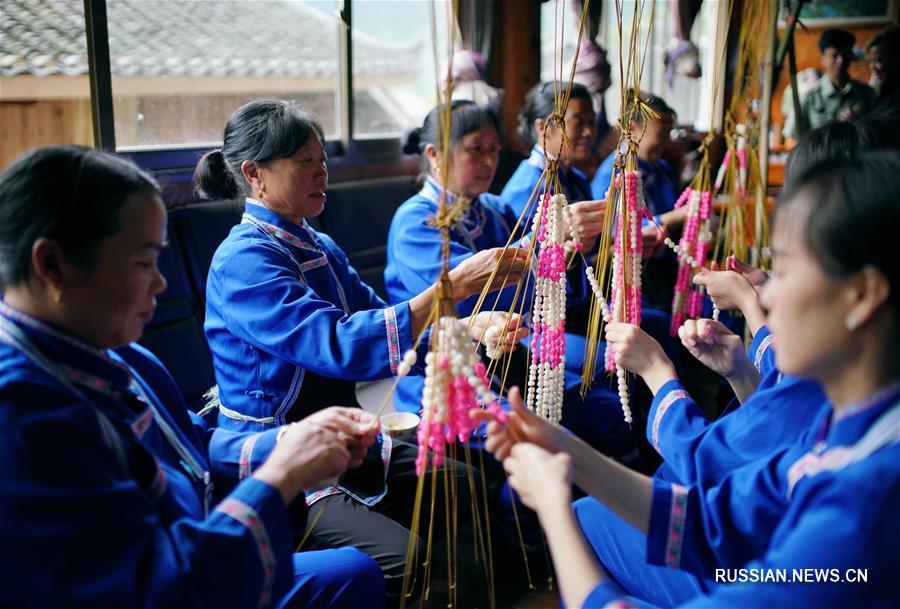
[402,128,422,156]
[193,100,325,201]
[194,149,239,199]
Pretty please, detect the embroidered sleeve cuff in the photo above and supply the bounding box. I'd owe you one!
[747,325,772,372]
[214,478,293,609]
[208,428,280,489]
[647,380,690,456]
[647,479,690,569]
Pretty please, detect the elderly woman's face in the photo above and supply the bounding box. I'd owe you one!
[259,136,329,220]
[62,192,168,349]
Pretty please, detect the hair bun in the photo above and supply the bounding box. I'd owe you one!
[402,128,422,155]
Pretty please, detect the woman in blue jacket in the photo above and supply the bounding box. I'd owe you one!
[0,146,384,609]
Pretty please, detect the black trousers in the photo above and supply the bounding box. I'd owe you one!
[304,440,488,607]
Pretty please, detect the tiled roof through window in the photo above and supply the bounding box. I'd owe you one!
[1,0,419,79]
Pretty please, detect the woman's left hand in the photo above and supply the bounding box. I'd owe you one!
[567,199,607,250]
[465,311,529,352]
[604,322,677,393]
[503,442,573,514]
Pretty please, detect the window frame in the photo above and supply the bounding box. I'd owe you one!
[84,0,410,172]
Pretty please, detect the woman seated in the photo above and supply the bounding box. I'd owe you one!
[385,99,641,467]
[499,81,599,218]
[483,152,900,608]
[0,146,384,608]
[592,91,682,309]
[195,100,528,604]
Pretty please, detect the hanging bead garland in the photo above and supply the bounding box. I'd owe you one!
[668,187,713,335]
[415,317,503,477]
[525,192,573,425]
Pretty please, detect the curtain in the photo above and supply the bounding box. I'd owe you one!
[457,0,496,62]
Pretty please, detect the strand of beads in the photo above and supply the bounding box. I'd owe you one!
[668,187,713,335]
[416,316,489,476]
[525,192,570,424]
[602,170,644,424]
[688,191,714,318]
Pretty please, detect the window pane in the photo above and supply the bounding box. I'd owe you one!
[106,0,340,148]
[540,0,579,83]
[0,0,93,169]
[352,0,448,137]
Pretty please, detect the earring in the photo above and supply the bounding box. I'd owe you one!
[258,183,266,202]
[431,164,440,176]
[54,290,62,304]
[846,316,857,331]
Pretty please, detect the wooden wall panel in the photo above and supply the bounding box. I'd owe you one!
[0,99,93,170]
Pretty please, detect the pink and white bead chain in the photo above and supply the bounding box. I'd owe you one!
[525,193,572,424]
[415,317,502,476]
[668,187,713,335]
[602,170,645,424]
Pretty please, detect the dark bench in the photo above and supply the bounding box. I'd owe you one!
[140,175,417,407]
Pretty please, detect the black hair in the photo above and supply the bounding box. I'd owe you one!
[0,145,159,289]
[194,100,325,200]
[402,100,499,172]
[819,28,855,53]
[784,119,900,184]
[779,152,900,314]
[517,81,593,149]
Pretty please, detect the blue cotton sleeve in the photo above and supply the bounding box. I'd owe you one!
[0,381,295,609]
[646,381,710,480]
[208,237,416,380]
[645,452,793,580]
[747,324,776,378]
[680,449,900,608]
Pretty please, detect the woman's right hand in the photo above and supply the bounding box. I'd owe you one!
[677,318,747,378]
[450,246,530,300]
[253,407,380,505]
[471,386,568,461]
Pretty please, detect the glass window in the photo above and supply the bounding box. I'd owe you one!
[539,0,714,131]
[0,0,93,169]
[540,0,579,83]
[351,0,449,137]
[105,0,341,149]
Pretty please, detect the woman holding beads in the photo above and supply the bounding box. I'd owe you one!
[196,100,528,605]
[385,100,641,467]
[0,145,385,609]
[484,152,900,609]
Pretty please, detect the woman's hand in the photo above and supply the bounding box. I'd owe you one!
[692,268,757,312]
[503,443,573,514]
[567,199,607,250]
[677,318,746,377]
[254,407,380,505]
[604,322,676,394]
[727,256,769,288]
[449,247,530,301]
[465,311,529,352]
[471,386,568,461]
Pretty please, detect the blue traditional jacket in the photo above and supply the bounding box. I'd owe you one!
[650,325,828,487]
[384,178,591,413]
[498,146,593,221]
[591,151,678,227]
[0,301,297,608]
[585,384,900,608]
[206,200,427,506]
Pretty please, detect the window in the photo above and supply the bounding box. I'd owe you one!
[106,0,341,148]
[351,0,449,137]
[540,0,717,131]
[0,0,94,169]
